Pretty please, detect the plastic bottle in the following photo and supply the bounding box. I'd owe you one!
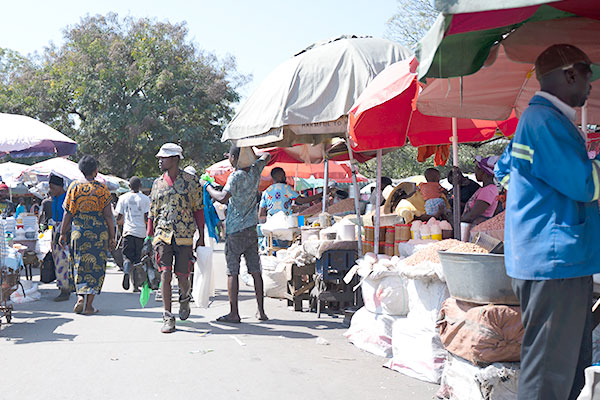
[430,225,442,241]
[410,223,420,240]
[420,225,431,240]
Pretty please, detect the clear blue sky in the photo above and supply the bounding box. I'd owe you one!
[2,0,399,99]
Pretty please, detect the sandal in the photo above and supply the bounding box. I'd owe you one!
[83,308,99,315]
[215,314,241,324]
[73,299,85,314]
[256,312,269,321]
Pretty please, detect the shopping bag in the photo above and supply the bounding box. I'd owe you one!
[192,246,213,308]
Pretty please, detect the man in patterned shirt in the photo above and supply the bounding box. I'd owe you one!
[147,143,205,334]
[259,167,321,218]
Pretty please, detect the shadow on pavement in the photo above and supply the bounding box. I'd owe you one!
[0,311,76,344]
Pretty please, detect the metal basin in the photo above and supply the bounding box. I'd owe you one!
[438,251,519,305]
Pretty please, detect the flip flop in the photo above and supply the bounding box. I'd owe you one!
[215,314,241,324]
[83,308,100,315]
[73,300,85,314]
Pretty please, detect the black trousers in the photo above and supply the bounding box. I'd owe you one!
[512,276,593,400]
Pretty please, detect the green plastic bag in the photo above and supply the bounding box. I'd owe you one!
[140,281,150,308]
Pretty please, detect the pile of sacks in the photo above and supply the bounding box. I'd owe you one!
[344,252,409,358]
[260,243,316,299]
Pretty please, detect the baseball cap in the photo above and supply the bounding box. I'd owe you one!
[535,44,592,79]
[156,143,184,159]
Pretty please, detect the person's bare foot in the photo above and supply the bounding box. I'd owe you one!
[256,312,269,321]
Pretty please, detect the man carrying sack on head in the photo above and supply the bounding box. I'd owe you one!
[495,44,598,400]
[201,145,270,323]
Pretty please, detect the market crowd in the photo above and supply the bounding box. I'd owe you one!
[3,43,595,400]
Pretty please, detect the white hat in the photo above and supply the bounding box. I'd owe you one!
[183,166,197,176]
[156,143,184,159]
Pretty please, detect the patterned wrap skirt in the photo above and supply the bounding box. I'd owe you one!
[70,211,109,295]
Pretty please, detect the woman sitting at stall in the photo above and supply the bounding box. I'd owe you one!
[59,155,116,315]
[461,156,500,226]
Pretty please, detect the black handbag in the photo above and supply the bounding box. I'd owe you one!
[40,252,56,283]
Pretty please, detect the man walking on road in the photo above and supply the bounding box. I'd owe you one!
[495,44,598,400]
[49,174,73,302]
[147,143,205,333]
[202,145,269,323]
[116,176,150,292]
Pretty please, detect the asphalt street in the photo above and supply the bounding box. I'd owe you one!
[0,243,438,400]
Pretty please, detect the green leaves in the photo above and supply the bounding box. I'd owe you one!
[0,14,245,178]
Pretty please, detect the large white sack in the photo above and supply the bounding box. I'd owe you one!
[437,354,519,400]
[192,246,214,308]
[261,255,288,299]
[406,277,450,324]
[384,316,447,384]
[360,273,409,316]
[10,281,41,304]
[344,307,401,358]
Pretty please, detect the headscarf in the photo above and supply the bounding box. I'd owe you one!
[475,155,500,177]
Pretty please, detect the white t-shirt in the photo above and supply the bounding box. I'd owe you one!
[115,192,151,238]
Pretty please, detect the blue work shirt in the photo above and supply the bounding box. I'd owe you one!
[495,94,600,280]
[52,192,66,223]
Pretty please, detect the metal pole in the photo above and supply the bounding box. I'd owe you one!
[374,149,382,253]
[322,159,329,214]
[344,133,363,255]
[452,117,461,240]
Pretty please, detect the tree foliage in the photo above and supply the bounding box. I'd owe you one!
[386,0,438,48]
[0,14,246,177]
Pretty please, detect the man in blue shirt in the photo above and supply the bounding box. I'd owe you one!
[48,174,72,302]
[495,44,597,400]
[202,146,271,323]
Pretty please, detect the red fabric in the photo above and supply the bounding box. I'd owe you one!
[348,57,517,152]
[445,0,600,37]
[417,145,450,167]
[205,160,367,191]
[446,6,539,35]
[419,182,444,201]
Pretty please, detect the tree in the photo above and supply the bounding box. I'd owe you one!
[386,0,438,48]
[0,14,247,177]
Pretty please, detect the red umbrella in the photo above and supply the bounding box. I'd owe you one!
[205,159,367,191]
[348,56,518,152]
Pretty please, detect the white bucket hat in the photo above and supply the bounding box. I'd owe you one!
[183,166,197,176]
[156,143,184,159]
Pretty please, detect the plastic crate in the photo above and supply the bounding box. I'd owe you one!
[316,249,358,281]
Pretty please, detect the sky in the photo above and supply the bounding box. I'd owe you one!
[1,0,399,99]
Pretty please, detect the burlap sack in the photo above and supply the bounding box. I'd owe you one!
[437,298,524,365]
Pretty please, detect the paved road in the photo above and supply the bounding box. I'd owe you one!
[0,244,438,400]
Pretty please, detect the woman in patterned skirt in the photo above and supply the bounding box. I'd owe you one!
[59,155,116,314]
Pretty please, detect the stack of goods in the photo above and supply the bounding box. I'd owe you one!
[384,226,395,256]
[410,218,453,241]
[385,240,488,384]
[261,243,316,299]
[471,211,505,241]
[394,223,411,256]
[299,198,356,217]
[363,226,374,254]
[344,252,408,358]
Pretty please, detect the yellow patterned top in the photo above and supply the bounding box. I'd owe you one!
[64,180,112,215]
[149,170,202,246]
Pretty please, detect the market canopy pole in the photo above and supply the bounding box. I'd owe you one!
[452,117,462,240]
[345,133,363,255]
[322,152,330,214]
[374,149,382,253]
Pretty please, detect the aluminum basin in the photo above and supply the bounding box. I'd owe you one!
[438,251,519,305]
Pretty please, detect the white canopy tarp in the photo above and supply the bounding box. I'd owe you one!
[222,36,412,147]
[19,157,125,192]
[0,161,30,188]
